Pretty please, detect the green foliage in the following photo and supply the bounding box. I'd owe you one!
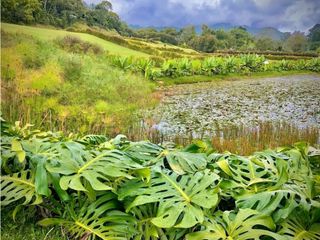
[38,192,137,240]
[56,36,104,55]
[1,0,131,33]
[1,121,320,239]
[108,54,319,80]
[1,0,41,24]
[186,209,282,240]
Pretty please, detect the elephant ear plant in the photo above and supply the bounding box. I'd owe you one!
[1,119,320,240]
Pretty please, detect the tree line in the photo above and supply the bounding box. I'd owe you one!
[1,0,132,35]
[1,0,320,53]
[134,24,320,53]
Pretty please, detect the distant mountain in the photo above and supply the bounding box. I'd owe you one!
[248,27,289,40]
[130,24,289,40]
[209,25,288,40]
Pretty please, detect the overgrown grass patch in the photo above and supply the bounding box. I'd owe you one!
[1,31,157,135]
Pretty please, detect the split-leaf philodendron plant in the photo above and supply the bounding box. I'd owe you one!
[1,119,320,239]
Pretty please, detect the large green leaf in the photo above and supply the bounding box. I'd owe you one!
[124,141,164,164]
[0,170,42,206]
[278,208,320,240]
[11,139,26,163]
[209,151,287,195]
[236,187,319,223]
[118,169,220,228]
[186,209,284,240]
[164,151,208,175]
[47,149,149,191]
[38,192,136,240]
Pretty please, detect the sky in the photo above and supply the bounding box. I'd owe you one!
[85,0,320,32]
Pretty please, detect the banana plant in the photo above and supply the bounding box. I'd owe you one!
[177,58,192,76]
[133,58,155,75]
[161,60,180,78]
[110,56,133,71]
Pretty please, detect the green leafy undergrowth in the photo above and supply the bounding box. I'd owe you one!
[1,120,320,239]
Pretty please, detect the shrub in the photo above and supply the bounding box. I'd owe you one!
[56,36,103,55]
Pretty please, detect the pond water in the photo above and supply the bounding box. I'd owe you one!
[140,74,320,152]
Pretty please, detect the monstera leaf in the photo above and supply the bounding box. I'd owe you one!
[164,151,208,175]
[124,141,164,164]
[129,203,190,240]
[130,204,162,240]
[278,208,320,240]
[118,169,220,228]
[236,186,319,223]
[186,209,284,240]
[0,170,42,206]
[209,151,287,195]
[124,141,208,174]
[47,149,150,192]
[38,192,136,240]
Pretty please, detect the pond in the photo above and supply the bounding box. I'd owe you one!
[139,74,320,154]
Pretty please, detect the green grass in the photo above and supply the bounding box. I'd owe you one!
[1,30,156,135]
[1,23,149,57]
[1,208,66,240]
[159,70,319,85]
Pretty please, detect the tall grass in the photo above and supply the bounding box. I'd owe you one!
[1,31,157,135]
[125,121,319,155]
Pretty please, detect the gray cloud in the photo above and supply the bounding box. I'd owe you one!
[85,0,320,32]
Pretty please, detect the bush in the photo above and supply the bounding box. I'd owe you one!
[56,36,103,55]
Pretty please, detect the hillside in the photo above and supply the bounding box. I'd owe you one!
[1,26,157,135]
[1,23,201,58]
[1,23,149,57]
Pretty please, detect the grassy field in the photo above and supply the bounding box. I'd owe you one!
[1,29,157,135]
[1,23,149,57]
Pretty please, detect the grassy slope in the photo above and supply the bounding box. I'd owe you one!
[1,29,156,135]
[127,38,199,55]
[1,23,149,57]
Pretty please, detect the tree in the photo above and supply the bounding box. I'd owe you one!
[1,0,41,23]
[95,0,112,11]
[255,37,276,51]
[285,32,308,52]
[201,24,213,36]
[307,24,320,50]
[178,25,196,45]
[189,34,218,53]
[229,27,253,50]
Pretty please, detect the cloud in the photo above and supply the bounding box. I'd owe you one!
[85,0,320,32]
